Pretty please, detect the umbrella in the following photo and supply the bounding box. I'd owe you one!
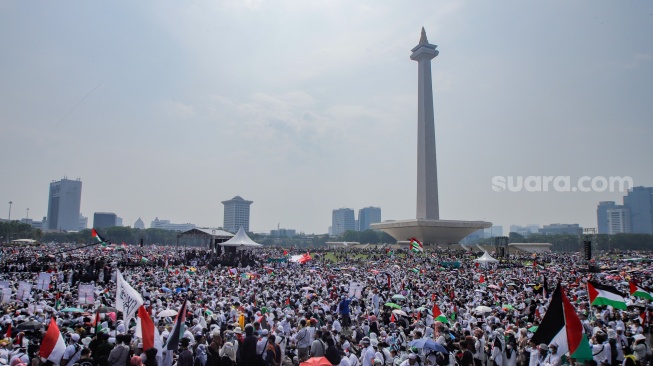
[502,304,515,311]
[392,309,408,317]
[392,294,406,300]
[528,326,539,332]
[300,357,332,366]
[61,307,85,313]
[161,287,172,293]
[384,303,401,309]
[96,306,118,313]
[488,285,500,290]
[15,321,44,331]
[409,339,448,353]
[157,309,178,317]
[474,306,492,313]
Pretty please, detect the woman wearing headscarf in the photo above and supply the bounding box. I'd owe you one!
[502,331,517,366]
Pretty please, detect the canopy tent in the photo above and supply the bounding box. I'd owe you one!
[474,251,499,264]
[220,227,263,249]
[8,239,42,247]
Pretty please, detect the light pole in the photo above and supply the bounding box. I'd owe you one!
[7,201,12,245]
[26,208,29,221]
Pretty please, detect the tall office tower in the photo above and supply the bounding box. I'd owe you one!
[358,206,382,231]
[222,196,253,233]
[623,186,653,234]
[597,201,618,234]
[332,208,355,236]
[47,178,82,231]
[94,212,117,228]
[606,207,630,234]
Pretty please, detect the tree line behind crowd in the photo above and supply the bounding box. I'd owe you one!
[1,221,652,251]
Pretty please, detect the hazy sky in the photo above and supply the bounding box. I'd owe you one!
[1,1,652,235]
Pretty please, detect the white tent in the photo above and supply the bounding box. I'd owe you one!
[474,251,499,264]
[220,227,263,248]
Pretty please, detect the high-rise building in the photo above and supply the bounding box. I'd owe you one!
[270,228,296,238]
[47,178,82,231]
[607,207,630,234]
[358,206,381,231]
[332,208,355,236]
[539,223,582,235]
[78,213,88,231]
[134,218,145,230]
[94,212,117,228]
[509,225,540,236]
[150,217,195,232]
[597,201,618,234]
[623,186,653,234]
[222,196,253,233]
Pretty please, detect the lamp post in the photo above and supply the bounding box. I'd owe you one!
[26,208,29,221]
[7,201,12,245]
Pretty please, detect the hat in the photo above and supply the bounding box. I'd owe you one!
[633,334,646,341]
[361,337,371,345]
[261,329,269,336]
[234,327,242,334]
[409,354,418,360]
[549,343,558,349]
[71,334,80,342]
[82,337,92,347]
[539,344,548,351]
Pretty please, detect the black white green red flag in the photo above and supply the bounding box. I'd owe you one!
[531,283,592,361]
[588,281,627,310]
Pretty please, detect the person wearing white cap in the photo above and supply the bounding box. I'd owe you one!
[274,327,287,363]
[360,337,376,366]
[62,333,82,366]
[632,334,648,363]
[398,353,419,366]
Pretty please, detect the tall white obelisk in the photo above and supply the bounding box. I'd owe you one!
[371,28,491,245]
[411,27,439,220]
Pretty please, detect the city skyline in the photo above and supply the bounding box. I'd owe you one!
[1,1,651,234]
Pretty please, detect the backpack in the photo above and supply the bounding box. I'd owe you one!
[436,352,450,366]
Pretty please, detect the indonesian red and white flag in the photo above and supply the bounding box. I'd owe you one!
[40,318,66,363]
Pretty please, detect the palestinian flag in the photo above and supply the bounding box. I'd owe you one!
[54,292,61,310]
[479,275,485,285]
[629,281,653,301]
[283,250,288,256]
[91,310,102,334]
[4,323,10,338]
[588,281,627,310]
[431,304,449,324]
[165,296,188,350]
[451,304,457,320]
[409,238,423,253]
[40,318,66,363]
[531,284,592,361]
[91,228,107,245]
[638,311,646,324]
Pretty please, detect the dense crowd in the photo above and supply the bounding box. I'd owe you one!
[0,243,650,366]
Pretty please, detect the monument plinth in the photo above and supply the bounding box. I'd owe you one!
[371,28,491,245]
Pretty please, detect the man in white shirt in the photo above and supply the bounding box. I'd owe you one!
[361,337,376,366]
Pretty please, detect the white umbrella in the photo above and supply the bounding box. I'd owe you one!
[157,309,178,317]
[301,286,315,291]
[392,309,408,317]
[392,294,406,300]
[474,306,492,314]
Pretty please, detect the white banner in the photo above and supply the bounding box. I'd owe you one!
[0,281,10,289]
[116,270,144,325]
[17,282,32,301]
[78,284,94,305]
[1,288,11,303]
[37,272,51,291]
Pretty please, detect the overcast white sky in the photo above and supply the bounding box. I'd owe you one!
[1,0,652,234]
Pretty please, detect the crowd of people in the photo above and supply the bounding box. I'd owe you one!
[0,243,650,366]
